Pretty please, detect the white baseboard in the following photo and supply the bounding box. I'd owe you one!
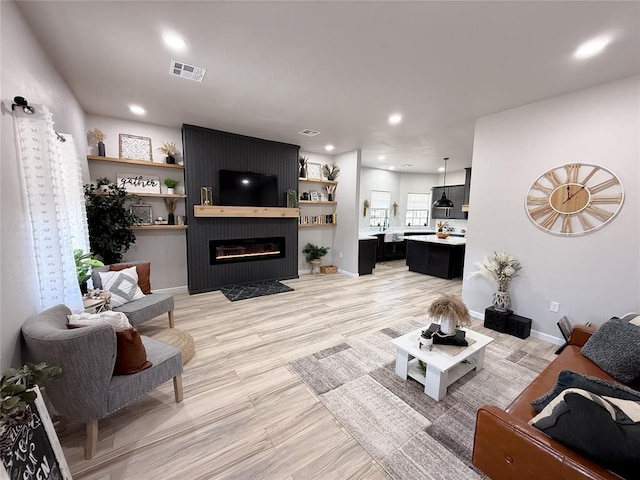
[154,286,188,295]
[469,309,563,345]
[339,269,358,277]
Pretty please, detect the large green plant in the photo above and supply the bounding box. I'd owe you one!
[84,177,136,264]
[302,242,329,262]
[74,249,104,286]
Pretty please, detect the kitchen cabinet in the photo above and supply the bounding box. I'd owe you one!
[431,185,465,219]
[405,236,466,279]
[358,238,377,275]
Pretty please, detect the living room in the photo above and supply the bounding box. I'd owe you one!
[1,1,639,479]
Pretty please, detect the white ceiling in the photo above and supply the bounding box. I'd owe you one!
[16,1,640,173]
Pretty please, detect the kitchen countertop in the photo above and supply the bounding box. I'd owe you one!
[358,234,378,240]
[403,235,466,245]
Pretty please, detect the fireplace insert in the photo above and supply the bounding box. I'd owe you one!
[209,237,285,265]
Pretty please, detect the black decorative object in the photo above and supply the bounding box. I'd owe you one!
[11,96,35,115]
[167,212,175,225]
[328,194,334,201]
[166,155,175,164]
[98,141,105,157]
[299,156,308,179]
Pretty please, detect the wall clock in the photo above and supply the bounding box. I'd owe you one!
[525,163,624,236]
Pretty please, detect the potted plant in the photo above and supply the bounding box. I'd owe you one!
[322,162,340,180]
[428,293,471,336]
[74,249,104,295]
[84,177,137,264]
[302,242,329,274]
[158,141,178,164]
[0,362,62,458]
[164,178,179,194]
[419,329,433,350]
[90,128,106,156]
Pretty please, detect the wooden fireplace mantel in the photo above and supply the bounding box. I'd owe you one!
[194,205,299,218]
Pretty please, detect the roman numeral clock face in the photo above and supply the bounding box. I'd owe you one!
[526,163,624,236]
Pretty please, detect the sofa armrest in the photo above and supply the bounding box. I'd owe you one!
[472,405,620,480]
[568,324,597,347]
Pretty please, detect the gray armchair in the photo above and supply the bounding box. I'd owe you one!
[92,261,175,328]
[21,304,183,459]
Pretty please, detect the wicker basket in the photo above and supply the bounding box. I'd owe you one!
[320,265,338,274]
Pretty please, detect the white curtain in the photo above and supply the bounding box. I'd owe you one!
[12,104,89,312]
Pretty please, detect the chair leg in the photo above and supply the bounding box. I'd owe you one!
[173,374,183,403]
[85,419,98,460]
[168,310,175,328]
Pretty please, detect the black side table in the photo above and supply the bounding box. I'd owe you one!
[484,306,512,333]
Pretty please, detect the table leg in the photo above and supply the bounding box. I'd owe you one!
[475,348,486,372]
[425,365,447,401]
[394,349,409,379]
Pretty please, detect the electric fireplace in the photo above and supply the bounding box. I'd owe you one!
[209,237,285,265]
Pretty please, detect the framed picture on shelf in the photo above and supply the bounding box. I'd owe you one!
[119,133,152,161]
[309,191,319,201]
[130,203,153,225]
[307,162,322,180]
[117,173,161,194]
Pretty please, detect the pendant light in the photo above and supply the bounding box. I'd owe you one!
[432,157,454,209]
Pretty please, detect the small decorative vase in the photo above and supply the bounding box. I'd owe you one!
[310,259,322,275]
[167,212,175,225]
[327,174,334,181]
[97,141,105,157]
[419,337,433,350]
[166,155,176,164]
[167,187,175,195]
[439,316,457,336]
[299,166,307,179]
[328,193,333,202]
[493,291,511,312]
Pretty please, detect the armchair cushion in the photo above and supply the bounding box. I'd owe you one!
[581,320,640,383]
[109,262,151,294]
[114,328,152,375]
[113,293,173,327]
[99,266,145,307]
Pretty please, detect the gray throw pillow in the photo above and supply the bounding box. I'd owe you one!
[531,370,640,412]
[581,320,640,384]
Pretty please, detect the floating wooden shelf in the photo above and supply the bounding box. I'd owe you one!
[132,225,188,230]
[299,200,337,205]
[298,224,337,228]
[299,178,338,185]
[87,155,185,170]
[194,206,299,218]
[131,193,186,199]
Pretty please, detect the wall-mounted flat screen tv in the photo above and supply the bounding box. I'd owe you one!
[219,169,279,207]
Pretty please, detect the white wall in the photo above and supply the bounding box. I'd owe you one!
[358,168,401,229]
[85,115,187,290]
[333,150,361,275]
[1,1,87,369]
[399,172,439,227]
[463,76,640,337]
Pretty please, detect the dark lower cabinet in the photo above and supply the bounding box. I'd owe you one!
[383,240,406,260]
[358,238,377,275]
[405,240,465,279]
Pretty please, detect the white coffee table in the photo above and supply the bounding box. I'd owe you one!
[391,327,494,401]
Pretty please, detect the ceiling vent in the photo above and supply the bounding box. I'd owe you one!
[170,60,207,82]
[298,129,321,137]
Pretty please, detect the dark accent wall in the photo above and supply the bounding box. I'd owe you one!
[183,124,299,293]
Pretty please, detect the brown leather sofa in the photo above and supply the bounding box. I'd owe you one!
[472,325,633,480]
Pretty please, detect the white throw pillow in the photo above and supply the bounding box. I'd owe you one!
[67,311,132,328]
[99,266,145,308]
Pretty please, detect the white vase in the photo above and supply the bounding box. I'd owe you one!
[439,316,457,335]
[493,291,511,312]
[419,337,433,349]
[167,187,175,195]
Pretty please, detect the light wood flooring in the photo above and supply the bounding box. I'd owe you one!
[58,266,558,479]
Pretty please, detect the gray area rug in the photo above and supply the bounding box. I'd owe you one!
[219,280,294,301]
[289,320,550,480]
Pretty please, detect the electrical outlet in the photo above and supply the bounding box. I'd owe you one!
[550,301,559,313]
[339,252,343,259]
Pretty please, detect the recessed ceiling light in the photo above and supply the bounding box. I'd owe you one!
[378,155,386,161]
[573,35,611,59]
[388,113,402,125]
[325,144,335,152]
[389,166,395,170]
[129,105,146,115]
[163,34,187,50]
[438,167,445,172]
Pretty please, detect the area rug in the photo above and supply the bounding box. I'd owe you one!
[289,320,550,480]
[219,280,294,302]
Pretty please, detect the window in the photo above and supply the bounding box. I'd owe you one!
[369,190,390,227]
[405,193,431,226]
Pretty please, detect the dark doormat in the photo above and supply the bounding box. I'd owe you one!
[220,280,294,302]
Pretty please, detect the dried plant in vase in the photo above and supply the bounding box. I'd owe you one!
[158,141,178,164]
[325,184,336,201]
[90,128,107,156]
[164,197,178,225]
[428,294,471,336]
[298,156,308,178]
[322,162,340,180]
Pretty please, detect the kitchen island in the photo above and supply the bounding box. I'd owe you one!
[404,235,466,279]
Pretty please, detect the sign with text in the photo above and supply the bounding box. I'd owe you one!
[116,173,161,194]
[1,386,72,479]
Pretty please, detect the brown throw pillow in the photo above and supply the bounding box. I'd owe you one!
[114,328,152,375]
[110,263,151,294]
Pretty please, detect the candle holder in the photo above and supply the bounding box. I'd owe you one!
[201,187,212,205]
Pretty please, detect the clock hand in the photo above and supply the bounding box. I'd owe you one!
[566,186,570,201]
[562,185,586,204]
